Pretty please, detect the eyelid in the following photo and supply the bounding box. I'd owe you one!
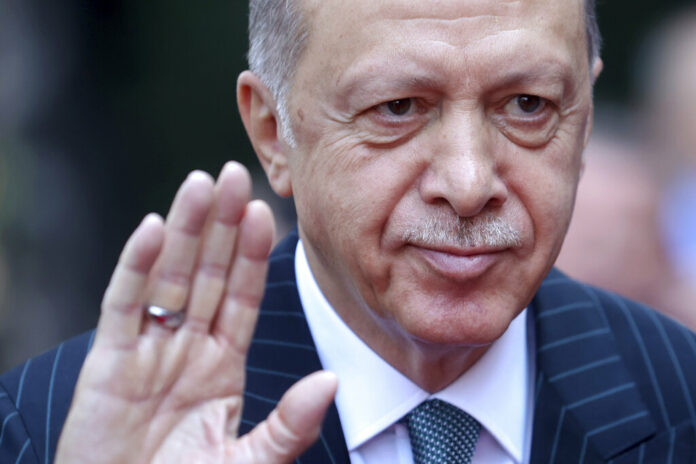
[355,97,434,147]
[376,97,415,112]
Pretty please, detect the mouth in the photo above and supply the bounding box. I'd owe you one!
[407,243,506,280]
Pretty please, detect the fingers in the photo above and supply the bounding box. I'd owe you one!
[97,214,164,348]
[229,371,338,463]
[146,171,215,318]
[212,199,274,350]
[99,162,268,346]
[184,162,251,333]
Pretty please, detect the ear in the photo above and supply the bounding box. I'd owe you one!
[582,58,604,151]
[237,71,293,197]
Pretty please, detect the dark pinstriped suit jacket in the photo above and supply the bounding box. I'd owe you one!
[1,229,695,463]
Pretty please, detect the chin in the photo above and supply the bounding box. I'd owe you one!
[397,298,516,348]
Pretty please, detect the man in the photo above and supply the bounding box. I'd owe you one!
[1,0,695,463]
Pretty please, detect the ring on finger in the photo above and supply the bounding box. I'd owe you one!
[146,305,185,329]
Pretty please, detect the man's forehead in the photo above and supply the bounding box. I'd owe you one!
[301,0,584,30]
[297,0,586,68]
[293,0,588,94]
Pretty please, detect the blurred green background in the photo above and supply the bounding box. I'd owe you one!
[0,0,691,370]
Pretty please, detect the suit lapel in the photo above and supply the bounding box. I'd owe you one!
[242,229,350,463]
[529,268,656,463]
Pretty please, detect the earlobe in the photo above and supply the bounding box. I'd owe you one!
[591,58,604,84]
[237,71,293,197]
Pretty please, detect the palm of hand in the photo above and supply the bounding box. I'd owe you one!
[70,334,244,463]
[55,164,337,464]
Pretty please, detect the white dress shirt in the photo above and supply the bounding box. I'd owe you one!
[295,240,535,464]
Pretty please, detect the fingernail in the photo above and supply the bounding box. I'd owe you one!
[141,213,162,227]
[187,170,213,184]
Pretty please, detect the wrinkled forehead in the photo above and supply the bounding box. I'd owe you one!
[298,0,587,70]
[304,0,584,25]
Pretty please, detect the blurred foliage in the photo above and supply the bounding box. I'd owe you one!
[594,0,689,103]
[84,0,254,213]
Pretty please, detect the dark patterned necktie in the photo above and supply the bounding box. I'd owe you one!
[404,399,482,464]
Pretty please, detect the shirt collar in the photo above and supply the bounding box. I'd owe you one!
[295,240,529,462]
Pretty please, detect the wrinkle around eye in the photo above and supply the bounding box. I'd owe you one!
[491,97,561,148]
[495,114,561,148]
[349,98,434,146]
[353,123,424,149]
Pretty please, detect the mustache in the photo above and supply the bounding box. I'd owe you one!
[401,213,522,249]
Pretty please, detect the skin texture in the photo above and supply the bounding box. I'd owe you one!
[57,0,602,461]
[241,0,601,391]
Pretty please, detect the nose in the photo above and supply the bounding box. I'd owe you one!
[418,110,508,217]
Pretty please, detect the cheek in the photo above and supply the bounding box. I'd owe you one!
[305,135,423,223]
[504,142,583,249]
[292,132,424,267]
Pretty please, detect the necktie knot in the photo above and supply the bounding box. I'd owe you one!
[404,399,481,464]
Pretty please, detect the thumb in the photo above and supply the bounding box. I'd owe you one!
[229,371,338,463]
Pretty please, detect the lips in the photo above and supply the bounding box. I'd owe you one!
[408,243,505,280]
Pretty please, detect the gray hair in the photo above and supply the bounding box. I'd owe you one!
[401,212,522,250]
[247,0,602,146]
[585,0,602,68]
[247,0,308,146]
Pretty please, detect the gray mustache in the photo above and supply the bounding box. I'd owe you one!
[402,214,522,249]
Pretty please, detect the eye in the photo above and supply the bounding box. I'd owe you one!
[493,93,559,148]
[359,97,431,146]
[378,99,415,116]
[504,94,548,117]
[517,95,542,113]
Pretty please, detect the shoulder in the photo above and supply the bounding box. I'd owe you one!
[0,330,94,464]
[564,276,696,380]
[531,270,696,461]
[581,283,696,420]
[539,269,696,426]
[537,268,695,348]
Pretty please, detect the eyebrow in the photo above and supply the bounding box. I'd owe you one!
[493,60,575,85]
[336,65,445,106]
[492,60,582,102]
[335,52,577,110]
[486,68,572,94]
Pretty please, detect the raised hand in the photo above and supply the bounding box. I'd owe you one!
[55,162,337,464]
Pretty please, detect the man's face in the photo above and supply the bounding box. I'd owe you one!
[285,0,594,348]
